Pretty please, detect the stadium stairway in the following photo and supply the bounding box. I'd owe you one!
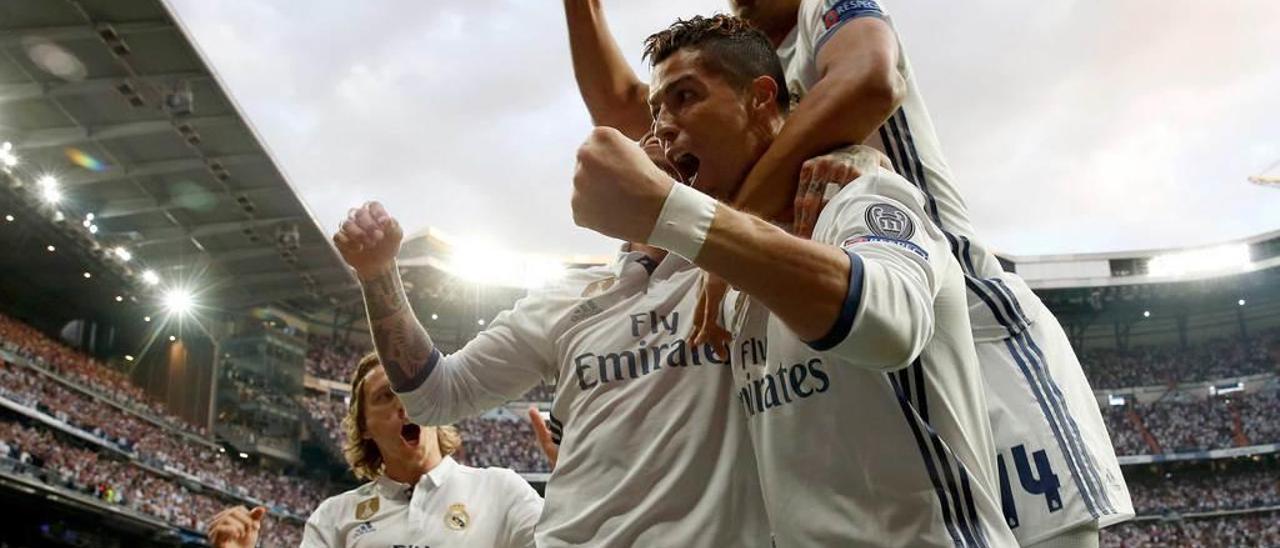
[1229,403,1250,447]
[1128,407,1163,454]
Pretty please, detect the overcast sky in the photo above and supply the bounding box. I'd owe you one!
[165,0,1279,259]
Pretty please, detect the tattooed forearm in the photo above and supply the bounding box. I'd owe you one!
[360,263,436,391]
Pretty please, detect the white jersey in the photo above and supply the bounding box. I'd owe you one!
[395,250,771,547]
[778,0,1133,542]
[301,456,541,548]
[727,168,1015,547]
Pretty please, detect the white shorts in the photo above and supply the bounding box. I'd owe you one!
[976,296,1134,546]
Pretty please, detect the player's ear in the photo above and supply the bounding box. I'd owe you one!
[748,75,781,116]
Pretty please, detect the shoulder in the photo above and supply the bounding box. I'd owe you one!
[828,168,927,216]
[308,481,373,523]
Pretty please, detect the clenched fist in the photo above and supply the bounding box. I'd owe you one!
[206,505,267,548]
[334,201,403,279]
[571,127,674,244]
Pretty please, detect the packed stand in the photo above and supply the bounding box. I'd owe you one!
[1102,405,1150,456]
[1100,512,1280,547]
[0,358,326,517]
[305,334,367,383]
[456,415,549,473]
[300,391,348,457]
[1101,387,1280,455]
[0,416,222,532]
[1081,328,1278,390]
[1128,467,1280,515]
[1138,396,1238,453]
[0,313,207,437]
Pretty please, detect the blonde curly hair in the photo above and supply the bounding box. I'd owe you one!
[343,352,461,481]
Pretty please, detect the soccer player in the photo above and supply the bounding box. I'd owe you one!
[569,15,1017,546]
[331,135,773,546]
[205,353,542,548]
[564,2,1133,545]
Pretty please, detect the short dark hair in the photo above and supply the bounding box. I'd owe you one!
[643,14,790,112]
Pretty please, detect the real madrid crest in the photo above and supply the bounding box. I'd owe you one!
[581,276,616,298]
[444,503,470,531]
[355,496,379,520]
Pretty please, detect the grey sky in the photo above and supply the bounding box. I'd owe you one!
[166,0,1279,259]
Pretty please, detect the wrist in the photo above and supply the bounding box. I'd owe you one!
[647,183,719,261]
[356,261,397,284]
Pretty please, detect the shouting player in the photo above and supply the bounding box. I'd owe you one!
[205,353,542,547]
[569,15,1016,546]
[564,1,1132,545]
[331,135,773,546]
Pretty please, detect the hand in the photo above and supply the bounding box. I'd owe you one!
[527,406,558,469]
[571,127,674,243]
[792,145,893,238]
[690,273,731,361]
[334,201,403,279]
[207,506,266,548]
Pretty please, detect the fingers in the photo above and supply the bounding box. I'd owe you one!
[350,206,383,243]
[207,506,254,544]
[249,506,268,522]
[527,405,558,467]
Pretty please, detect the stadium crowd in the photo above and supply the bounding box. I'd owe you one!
[1081,327,1279,389]
[304,334,365,383]
[456,415,550,473]
[1101,387,1280,455]
[1129,467,1280,515]
[0,313,208,437]
[1100,512,1280,547]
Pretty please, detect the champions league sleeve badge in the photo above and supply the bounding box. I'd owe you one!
[355,496,380,520]
[445,503,471,531]
[865,202,915,240]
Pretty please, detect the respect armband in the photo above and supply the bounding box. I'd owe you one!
[646,183,718,261]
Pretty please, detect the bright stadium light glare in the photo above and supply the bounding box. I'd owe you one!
[88,224,98,234]
[238,452,249,459]
[83,272,91,279]
[1148,244,1252,278]
[168,335,177,342]
[163,288,195,315]
[85,212,94,221]
[1238,299,1246,306]
[46,245,55,252]
[115,295,124,302]
[124,355,134,362]
[0,142,17,167]
[4,214,13,222]
[143,315,151,322]
[40,182,62,204]
[477,319,485,326]
[430,313,439,321]
[113,247,132,261]
[445,238,567,289]
[142,270,160,285]
[1143,310,1150,318]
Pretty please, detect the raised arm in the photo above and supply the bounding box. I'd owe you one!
[335,201,435,391]
[335,203,558,425]
[563,0,652,138]
[572,128,937,370]
[731,13,904,219]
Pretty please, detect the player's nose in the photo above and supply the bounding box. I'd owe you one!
[653,110,680,149]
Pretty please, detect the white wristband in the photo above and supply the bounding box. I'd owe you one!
[647,182,719,261]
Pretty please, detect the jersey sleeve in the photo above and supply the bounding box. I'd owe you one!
[498,469,544,548]
[806,168,946,371]
[394,283,570,426]
[800,0,888,54]
[300,501,339,548]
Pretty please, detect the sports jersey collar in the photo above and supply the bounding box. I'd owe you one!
[420,455,458,492]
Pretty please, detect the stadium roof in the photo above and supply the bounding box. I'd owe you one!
[0,0,355,316]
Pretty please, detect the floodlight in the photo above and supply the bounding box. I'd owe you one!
[142,270,160,285]
[163,288,195,315]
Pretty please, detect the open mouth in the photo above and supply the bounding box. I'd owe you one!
[672,153,700,186]
[400,423,421,446]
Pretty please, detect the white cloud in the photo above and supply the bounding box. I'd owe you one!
[168,0,1280,258]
